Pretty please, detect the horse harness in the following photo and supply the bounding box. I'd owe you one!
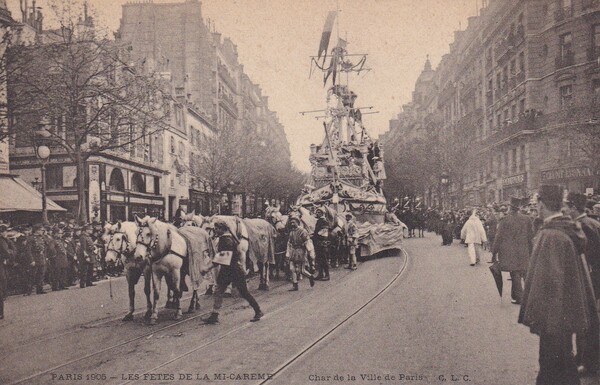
[136,226,187,263]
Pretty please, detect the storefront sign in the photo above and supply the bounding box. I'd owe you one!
[541,166,594,182]
[502,173,526,187]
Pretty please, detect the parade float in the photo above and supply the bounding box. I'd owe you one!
[296,11,404,256]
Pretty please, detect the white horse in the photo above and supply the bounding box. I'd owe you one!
[104,221,153,321]
[133,216,213,325]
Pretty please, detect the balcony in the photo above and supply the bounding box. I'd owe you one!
[555,51,575,69]
[555,5,573,22]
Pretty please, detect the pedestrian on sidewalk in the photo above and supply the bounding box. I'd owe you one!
[0,223,16,319]
[26,224,48,295]
[285,217,315,291]
[566,192,600,376]
[492,197,534,304]
[460,210,487,266]
[78,224,96,288]
[519,185,598,385]
[203,221,263,324]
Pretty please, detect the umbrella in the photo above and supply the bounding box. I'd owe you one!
[489,260,503,301]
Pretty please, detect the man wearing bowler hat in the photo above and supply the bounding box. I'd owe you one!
[26,223,48,294]
[78,224,96,288]
[519,185,598,385]
[492,196,534,304]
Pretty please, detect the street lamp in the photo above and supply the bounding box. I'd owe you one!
[36,144,51,225]
[440,172,450,210]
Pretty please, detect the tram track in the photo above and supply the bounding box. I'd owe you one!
[116,248,409,385]
[258,248,409,384]
[7,249,408,385]
[7,275,290,385]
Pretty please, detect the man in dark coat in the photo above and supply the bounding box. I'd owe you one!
[492,197,534,304]
[519,185,598,385]
[566,192,600,376]
[203,221,263,324]
[78,224,96,288]
[26,224,48,294]
[49,227,69,291]
[0,223,16,319]
[312,208,330,281]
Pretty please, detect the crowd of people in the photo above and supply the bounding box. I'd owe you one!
[401,187,600,385]
[0,220,120,319]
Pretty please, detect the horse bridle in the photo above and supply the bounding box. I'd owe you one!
[108,231,132,260]
[136,227,159,253]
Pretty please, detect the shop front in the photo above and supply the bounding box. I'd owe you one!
[501,173,527,202]
[540,166,598,195]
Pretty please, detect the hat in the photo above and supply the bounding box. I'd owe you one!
[213,221,228,232]
[32,223,43,231]
[586,199,599,211]
[509,196,521,208]
[315,208,324,214]
[0,223,8,231]
[345,213,353,219]
[82,223,92,230]
[538,185,563,206]
[289,217,301,225]
[567,192,587,211]
[52,227,63,234]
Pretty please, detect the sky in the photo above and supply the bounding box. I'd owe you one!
[7,0,479,172]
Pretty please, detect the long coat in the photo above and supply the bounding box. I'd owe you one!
[492,212,534,272]
[519,216,597,336]
[576,214,600,296]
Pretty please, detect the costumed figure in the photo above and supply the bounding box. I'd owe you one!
[285,217,315,291]
[313,208,330,281]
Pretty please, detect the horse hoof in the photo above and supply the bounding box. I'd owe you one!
[122,314,134,322]
[186,308,194,314]
[144,311,152,320]
[174,313,183,320]
[148,318,157,325]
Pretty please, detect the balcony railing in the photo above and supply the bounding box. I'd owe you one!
[555,5,574,22]
[555,51,575,69]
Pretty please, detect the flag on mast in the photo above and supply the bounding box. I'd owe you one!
[317,11,337,65]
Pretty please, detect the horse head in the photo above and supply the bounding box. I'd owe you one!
[268,210,287,232]
[106,221,137,264]
[134,215,157,261]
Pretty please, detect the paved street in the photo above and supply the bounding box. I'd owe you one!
[1,233,599,385]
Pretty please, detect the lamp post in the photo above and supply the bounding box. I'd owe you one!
[440,172,450,210]
[36,145,51,225]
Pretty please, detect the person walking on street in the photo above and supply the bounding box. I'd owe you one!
[519,185,598,385]
[285,217,315,291]
[0,223,16,319]
[26,224,48,294]
[313,208,330,281]
[203,221,263,324]
[492,197,534,304]
[566,192,600,376]
[345,213,358,270]
[460,210,488,266]
[78,224,96,288]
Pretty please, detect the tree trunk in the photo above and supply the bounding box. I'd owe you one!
[76,151,88,224]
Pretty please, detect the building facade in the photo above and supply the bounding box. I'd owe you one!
[383,0,600,208]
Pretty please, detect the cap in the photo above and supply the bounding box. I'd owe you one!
[213,221,229,232]
[509,196,521,208]
[289,217,301,225]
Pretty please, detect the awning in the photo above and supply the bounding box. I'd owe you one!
[0,174,67,213]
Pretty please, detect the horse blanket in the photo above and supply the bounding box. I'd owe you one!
[242,218,276,265]
[356,222,404,257]
[177,226,214,290]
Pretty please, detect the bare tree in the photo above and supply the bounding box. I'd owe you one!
[7,0,169,223]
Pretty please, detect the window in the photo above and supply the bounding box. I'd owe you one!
[511,104,517,120]
[170,136,175,154]
[519,52,525,73]
[520,145,526,171]
[178,141,184,157]
[519,99,525,115]
[512,148,517,174]
[594,24,600,55]
[46,165,63,190]
[560,85,573,107]
[560,33,572,59]
[131,173,146,193]
[505,151,509,175]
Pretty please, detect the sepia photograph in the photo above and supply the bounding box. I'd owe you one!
[0,0,600,384]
